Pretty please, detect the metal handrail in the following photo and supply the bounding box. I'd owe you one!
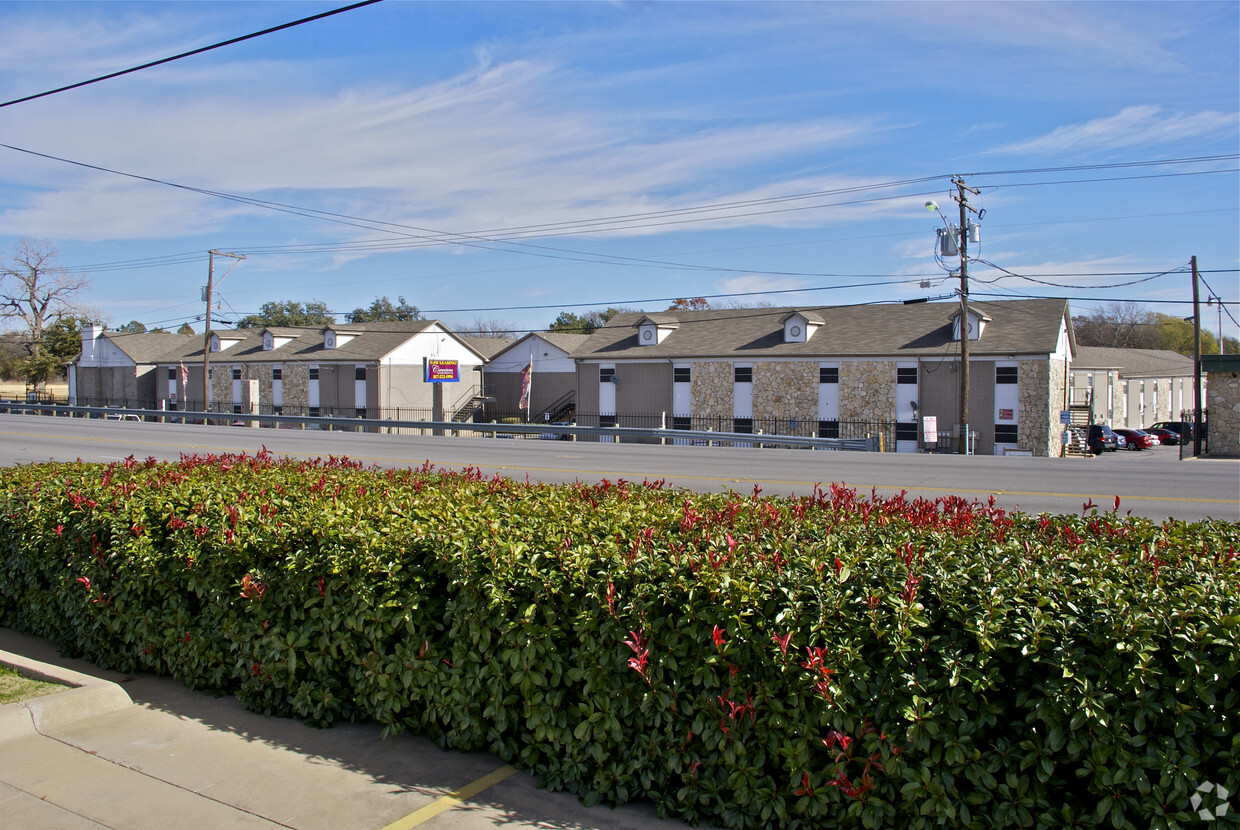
[2,403,880,451]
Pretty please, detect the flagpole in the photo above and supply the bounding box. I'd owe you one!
[526,351,533,421]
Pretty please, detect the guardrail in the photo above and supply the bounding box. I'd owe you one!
[0,403,881,452]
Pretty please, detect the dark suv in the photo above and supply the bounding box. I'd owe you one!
[1149,421,1199,446]
[1087,424,1119,454]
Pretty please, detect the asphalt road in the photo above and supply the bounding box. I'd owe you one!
[0,413,1236,522]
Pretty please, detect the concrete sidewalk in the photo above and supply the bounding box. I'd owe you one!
[0,628,692,830]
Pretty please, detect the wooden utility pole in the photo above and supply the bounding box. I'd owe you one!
[201,250,245,418]
[952,177,980,455]
[1191,255,1203,457]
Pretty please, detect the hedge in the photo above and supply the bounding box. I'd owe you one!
[0,451,1236,828]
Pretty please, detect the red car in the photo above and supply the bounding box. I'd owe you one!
[1146,427,1184,446]
[1114,428,1159,450]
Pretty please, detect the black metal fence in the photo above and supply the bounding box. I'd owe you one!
[38,398,898,448]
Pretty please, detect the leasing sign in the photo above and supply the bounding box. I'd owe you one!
[425,359,459,383]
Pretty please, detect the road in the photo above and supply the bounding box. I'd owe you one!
[0,414,1236,521]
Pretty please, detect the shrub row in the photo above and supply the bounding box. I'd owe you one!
[0,452,1236,828]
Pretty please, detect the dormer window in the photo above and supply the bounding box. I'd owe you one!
[952,309,991,341]
[209,333,241,353]
[322,328,357,349]
[635,314,678,346]
[781,311,823,343]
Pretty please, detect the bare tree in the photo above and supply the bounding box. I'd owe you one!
[0,239,91,359]
[467,316,518,339]
[1072,302,1157,349]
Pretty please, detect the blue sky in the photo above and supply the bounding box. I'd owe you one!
[0,0,1236,341]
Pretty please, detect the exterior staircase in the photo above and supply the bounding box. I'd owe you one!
[1062,392,1094,457]
[451,393,489,423]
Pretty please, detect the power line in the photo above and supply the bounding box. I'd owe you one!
[0,1,385,109]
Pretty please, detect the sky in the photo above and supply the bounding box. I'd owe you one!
[0,0,1236,343]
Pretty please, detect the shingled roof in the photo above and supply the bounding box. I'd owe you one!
[571,299,1072,360]
[1074,346,1194,378]
[99,331,200,364]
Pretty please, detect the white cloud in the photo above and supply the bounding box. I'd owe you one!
[988,106,1238,156]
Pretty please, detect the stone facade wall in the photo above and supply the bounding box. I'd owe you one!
[1206,370,1239,458]
[753,362,818,421]
[283,363,309,411]
[242,364,269,409]
[210,364,233,411]
[1018,359,1056,457]
[839,361,895,422]
[690,362,734,420]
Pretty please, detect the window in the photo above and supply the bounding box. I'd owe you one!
[599,367,615,382]
[995,424,1019,443]
[819,367,839,384]
[273,406,282,416]
[672,416,691,430]
[308,367,319,381]
[355,408,367,419]
[673,367,691,383]
[733,417,753,434]
[355,367,366,382]
[272,367,282,381]
[600,414,617,428]
[168,368,176,380]
[897,367,918,385]
[995,366,1018,384]
[818,420,839,439]
[231,368,242,381]
[232,404,242,414]
[309,407,320,417]
[734,366,752,383]
[896,423,918,442]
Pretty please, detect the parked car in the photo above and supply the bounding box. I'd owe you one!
[1087,424,1119,454]
[1114,428,1159,450]
[1146,427,1182,446]
[1149,421,1201,445]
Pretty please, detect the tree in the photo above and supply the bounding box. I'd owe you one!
[177,323,195,335]
[115,320,147,334]
[345,296,421,323]
[236,300,334,328]
[547,307,629,334]
[668,297,710,311]
[466,316,517,339]
[1072,302,1158,349]
[0,239,91,365]
[22,316,85,388]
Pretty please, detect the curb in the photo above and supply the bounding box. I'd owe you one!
[0,649,132,742]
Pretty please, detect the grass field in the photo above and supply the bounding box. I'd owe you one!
[0,381,67,400]
[0,665,65,705]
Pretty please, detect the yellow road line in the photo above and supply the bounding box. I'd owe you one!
[380,765,517,830]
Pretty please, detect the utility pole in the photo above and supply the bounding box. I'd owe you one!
[1191,255,1202,457]
[952,176,980,455]
[201,250,246,419]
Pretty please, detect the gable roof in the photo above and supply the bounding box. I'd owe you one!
[100,331,200,364]
[489,331,592,364]
[144,320,465,364]
[1074,346,1195,378]
[456,336,512,361]
[571,299,1071,360]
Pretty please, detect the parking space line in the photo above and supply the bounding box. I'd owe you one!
[379,765,517,830]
